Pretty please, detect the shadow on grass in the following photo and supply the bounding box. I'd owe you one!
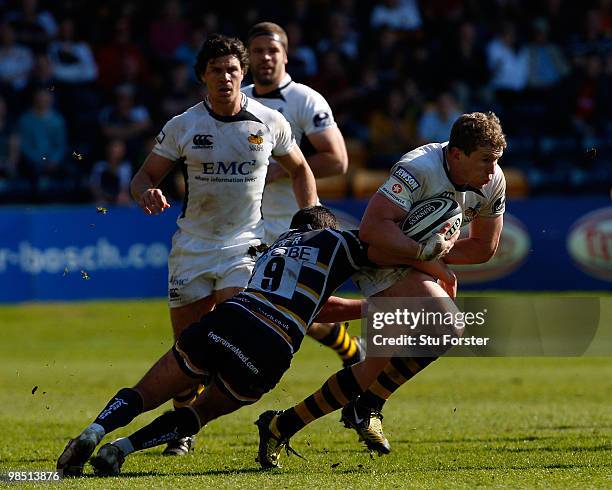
[393,434,556,445]
[119,467,272,478]
[499,444,612,454]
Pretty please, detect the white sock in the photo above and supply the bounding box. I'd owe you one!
[112,437,135,456]
[85,423,105,444]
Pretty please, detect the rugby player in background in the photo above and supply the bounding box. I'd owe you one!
[129,34,317,455]
[244,22,365,368]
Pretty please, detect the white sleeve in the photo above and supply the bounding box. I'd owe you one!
[271,112,296,157]
[377,163,425,213]
[480,170,506,217]
[300,89,336,136]
[152,117,181,161]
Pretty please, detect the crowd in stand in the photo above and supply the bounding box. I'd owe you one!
[0,0,610,204]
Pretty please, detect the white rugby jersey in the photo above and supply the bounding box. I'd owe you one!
[243,74,336,220]
[378,142,506,224]
[152,94,295,242]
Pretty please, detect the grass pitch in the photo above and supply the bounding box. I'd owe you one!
[0,299,610,489]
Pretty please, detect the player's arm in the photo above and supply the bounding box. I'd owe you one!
[130,152,175,215]
[303,127,348,177]
[314,296,365,323]
[274,145,318,208]
[443,215,503,264]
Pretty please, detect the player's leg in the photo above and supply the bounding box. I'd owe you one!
[307,321,365,367]
[255,355,390,468]
[92,306,291,476]
[341,270,461,454]
[164,235,239,455]
[56,349,199,476]
[91,380,247,476]
[165,292,215,455]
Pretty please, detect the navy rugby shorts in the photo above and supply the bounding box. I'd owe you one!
[173,302,293,404]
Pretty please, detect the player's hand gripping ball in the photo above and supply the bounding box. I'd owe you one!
[400,197,462,261]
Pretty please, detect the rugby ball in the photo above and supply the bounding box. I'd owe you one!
[400,197,462,242]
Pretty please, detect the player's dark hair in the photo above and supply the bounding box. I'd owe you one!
[448,111,507,156]
[247,22,288,51]
[290,206,338,230]
[194,34,249,82]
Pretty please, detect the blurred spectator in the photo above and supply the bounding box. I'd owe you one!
[446,21,491,109]
[370,0,423,32]
[99,83,152,160]
[285,22,318,79]
[160,62,200,120]
[308,50,352,109]
[570,54,607,147]
[96,17,148,91]
[21,53,57,111]
[487,22,529,92]
[0,96,19,179]
[317,12,359,60]
[367,87,418,168]
[4,0,58,53]
[174,27,205,82]
[149,0,190,59]
[17,88,67,193]
[48,18,98,84]
[417,92,461,145]
[0,22,34,92]
[568,8,612,62]
[526,18,570,89]
[486,21,529,132]
[89,139,132,205]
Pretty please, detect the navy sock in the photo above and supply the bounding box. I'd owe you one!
[128,407,201,451]
[93,388,144,434]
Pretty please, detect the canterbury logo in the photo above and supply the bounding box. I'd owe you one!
[193,134,213,147]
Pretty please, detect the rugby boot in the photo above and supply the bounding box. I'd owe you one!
[255,410,304,469]
[90,443,125,476]
[341,398,391,455]
[56,429,98,477]
[162,435,196,456]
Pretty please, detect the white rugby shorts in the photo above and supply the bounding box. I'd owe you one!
[352,266,412,297]
[168,230,260,307]
[263,214,292,246]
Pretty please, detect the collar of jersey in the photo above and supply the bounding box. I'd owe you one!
[202,93,257,122]
[442,143,485,196]
[251,74,292,100]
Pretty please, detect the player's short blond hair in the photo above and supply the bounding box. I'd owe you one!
[449,112,507,156]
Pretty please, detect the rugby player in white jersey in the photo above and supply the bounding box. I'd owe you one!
[129,34,317,455]
[257,112,508,466]
[243,22,365,368]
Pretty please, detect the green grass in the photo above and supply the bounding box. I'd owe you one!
[0,299,611,488]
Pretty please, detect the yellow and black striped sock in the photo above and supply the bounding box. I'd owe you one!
[275,367,362,437]
[317,322,359,362]
[172,384,205,409]
[359,357,437,412]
